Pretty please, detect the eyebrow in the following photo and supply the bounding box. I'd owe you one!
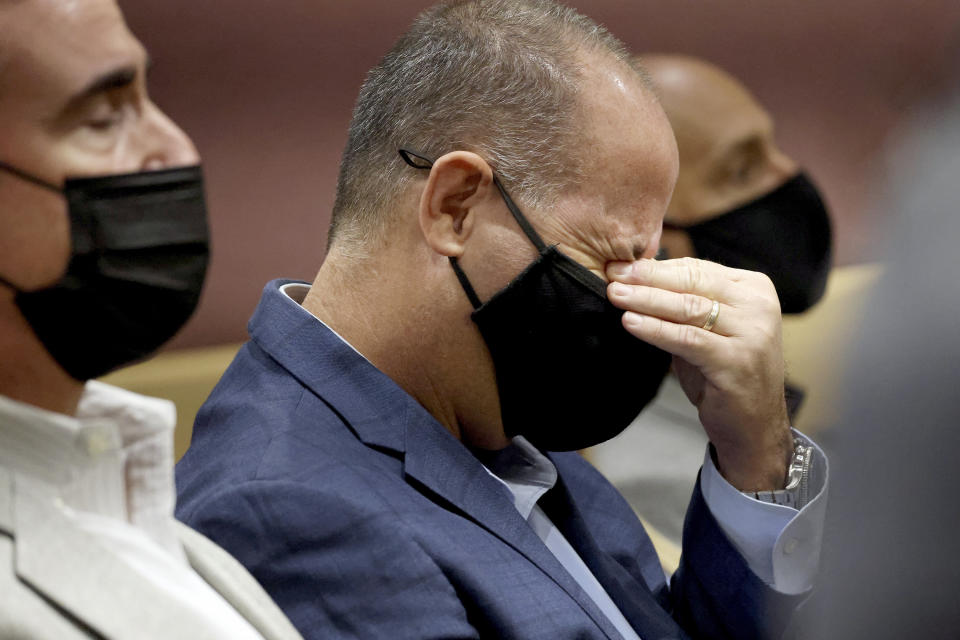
[710,117,775,166]
[700,134,763,184]
[714,131,761,161]
[61,65,139,115]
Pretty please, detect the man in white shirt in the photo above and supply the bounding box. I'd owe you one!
[0,1,301,638]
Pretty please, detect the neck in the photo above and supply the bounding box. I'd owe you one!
[302,245,509,450]
[0,297,84,415]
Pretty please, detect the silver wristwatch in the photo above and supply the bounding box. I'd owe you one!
[745,439,814,509]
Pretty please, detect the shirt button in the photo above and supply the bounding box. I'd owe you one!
[79,423,120,456]
[784,538,799,555]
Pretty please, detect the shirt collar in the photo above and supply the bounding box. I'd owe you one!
[0,381,180,550]
[0,390,101,487]
[280,282,369,360]
[478,436,558,519]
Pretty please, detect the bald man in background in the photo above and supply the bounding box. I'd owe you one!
[591,55,833,547]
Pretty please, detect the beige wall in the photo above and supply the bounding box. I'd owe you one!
[120,0,960,349]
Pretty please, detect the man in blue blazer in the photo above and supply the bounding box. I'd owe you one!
[177,1,828,638]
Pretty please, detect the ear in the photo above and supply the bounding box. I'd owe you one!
[418,151,495,258]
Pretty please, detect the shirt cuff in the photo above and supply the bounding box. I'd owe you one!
[699,429,829,595]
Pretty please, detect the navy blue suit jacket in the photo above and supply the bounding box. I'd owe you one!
[176,280,803,640]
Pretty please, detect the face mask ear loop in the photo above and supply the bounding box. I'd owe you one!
[398,149,549,254]
[0,274,22,293]
[398,150,484,309]
[448,257,482,309]
[490,176,548,254]
[0,161,62,193]
[398,148,548,308]
[0,163,60,293]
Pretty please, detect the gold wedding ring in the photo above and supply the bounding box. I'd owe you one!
[701,300,720,332]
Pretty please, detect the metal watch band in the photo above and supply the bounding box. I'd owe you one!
[744,439,813,509]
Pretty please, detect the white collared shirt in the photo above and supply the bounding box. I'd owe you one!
[0,381,264,639]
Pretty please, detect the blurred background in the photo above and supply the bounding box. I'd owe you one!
[119,0,960,349]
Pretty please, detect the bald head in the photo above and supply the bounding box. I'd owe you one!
[640,55,833,315]
[642,54,797,227]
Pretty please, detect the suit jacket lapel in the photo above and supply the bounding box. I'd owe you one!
[540,468,689,640]
[401,416,626,640]
[249,281,624,639]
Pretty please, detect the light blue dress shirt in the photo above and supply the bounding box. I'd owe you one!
[483,435,827,640]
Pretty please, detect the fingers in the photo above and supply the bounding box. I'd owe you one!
[606,257,747,303]
[607,281,734,336]
[605,256,782,367]
[620,311,724,370]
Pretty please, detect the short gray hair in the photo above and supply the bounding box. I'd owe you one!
[328,0,642,250]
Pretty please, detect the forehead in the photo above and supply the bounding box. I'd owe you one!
[576,58,679,209]
[541,56,677,262]
[0,0,143,111]
[652,61,772,162]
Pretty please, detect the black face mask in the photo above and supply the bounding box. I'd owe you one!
[399,150,672,452]
[667,173,832,314]
[0,162,210,381]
